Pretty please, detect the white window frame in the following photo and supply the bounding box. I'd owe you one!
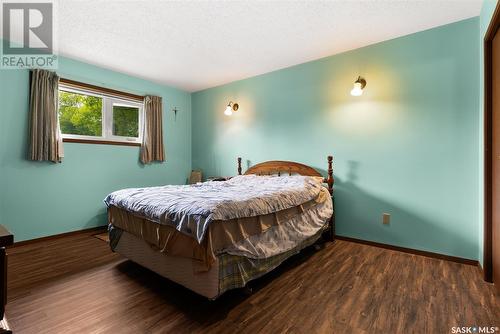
[58,85,143,145]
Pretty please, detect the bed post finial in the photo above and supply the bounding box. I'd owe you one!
[325,155,334,195]
[237,157,242,175]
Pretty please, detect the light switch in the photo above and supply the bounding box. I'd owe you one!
[383,213,390,225]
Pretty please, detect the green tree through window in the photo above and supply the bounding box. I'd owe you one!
[58,87,142,143]
[58,90,103,136]
[113,105,139,137]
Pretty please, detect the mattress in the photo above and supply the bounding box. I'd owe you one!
[108,186,332,271]
[104,175,325,242]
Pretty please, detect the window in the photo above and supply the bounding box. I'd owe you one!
[58,82,143,145]
[59,89,103,137]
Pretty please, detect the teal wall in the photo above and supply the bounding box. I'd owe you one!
[478,0,498,265]
[192,18,480,260]
[0,14,487,260]
[0,55,191,241]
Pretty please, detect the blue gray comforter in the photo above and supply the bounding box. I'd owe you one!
[104,175,323,243]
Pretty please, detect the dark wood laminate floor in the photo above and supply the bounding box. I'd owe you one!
[5,231,499,333]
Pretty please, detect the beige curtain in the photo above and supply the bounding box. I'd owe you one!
[140,95,165,164]
[28,69,63,163]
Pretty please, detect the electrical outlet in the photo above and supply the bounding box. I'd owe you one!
[383,213,390,225]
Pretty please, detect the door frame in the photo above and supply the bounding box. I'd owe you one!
[483,2,500,282]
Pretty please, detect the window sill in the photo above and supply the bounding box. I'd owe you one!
[62,138,141,147]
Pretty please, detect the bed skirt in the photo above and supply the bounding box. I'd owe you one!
[110,226,326,299]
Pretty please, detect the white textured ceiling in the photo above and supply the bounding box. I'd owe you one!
[56,0,482,92]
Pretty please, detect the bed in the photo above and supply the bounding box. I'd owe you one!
[105,156,335,299]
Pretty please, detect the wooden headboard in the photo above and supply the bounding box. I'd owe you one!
[237,156,334,195]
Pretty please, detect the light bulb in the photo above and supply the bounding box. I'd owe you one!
[224,105,233,116]
[351,82,363,96]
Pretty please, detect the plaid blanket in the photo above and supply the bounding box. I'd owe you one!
[218,227,326,295]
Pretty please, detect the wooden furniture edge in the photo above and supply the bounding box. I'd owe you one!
[63,138,141,147]
[336,235,479,266]
[0,227,13,249]
[0,226,12,333]
[237,156,334,192]
[9,226,107,248]
[237,156,335,241]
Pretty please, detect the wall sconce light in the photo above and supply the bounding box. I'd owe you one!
[351,76,367,96]
[224,101,239,116]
